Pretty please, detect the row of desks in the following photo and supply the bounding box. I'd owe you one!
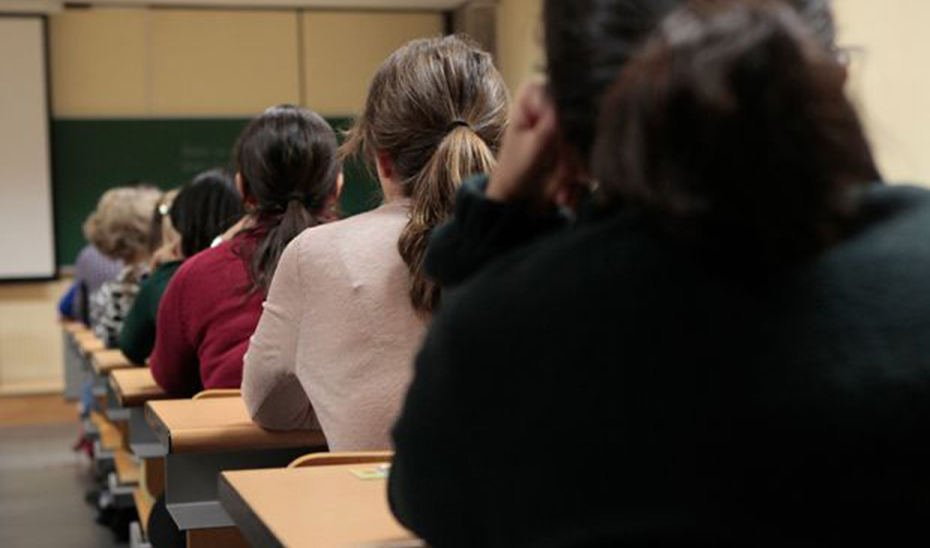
[62,321,418,548]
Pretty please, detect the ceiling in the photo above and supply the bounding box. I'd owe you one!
[0,0,476,12]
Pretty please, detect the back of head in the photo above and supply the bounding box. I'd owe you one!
[170,169,242,258]
[84,185,164,263]
[342,35,510,314]
[592,0,880,263]
[149,189,180,255]
[544,0,837,163]
[235,105,341,292]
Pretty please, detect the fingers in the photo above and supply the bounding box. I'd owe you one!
[531,98,558,154]
[514,79,552,130]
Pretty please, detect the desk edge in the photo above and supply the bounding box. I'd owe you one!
[218,471,285,548]
[144,401,173,453]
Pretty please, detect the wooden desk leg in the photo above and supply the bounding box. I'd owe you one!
[143,457,165,500]
[187,527,248,548]
[118,420,130,449]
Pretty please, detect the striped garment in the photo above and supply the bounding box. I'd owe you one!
[91,264,148,348]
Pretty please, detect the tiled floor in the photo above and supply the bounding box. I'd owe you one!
[0,421,125,547]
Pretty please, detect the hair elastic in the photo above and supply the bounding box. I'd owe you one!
[447,119,472,132]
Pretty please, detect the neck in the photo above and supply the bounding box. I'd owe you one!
[379,178,406,204]
[219,215,256,242]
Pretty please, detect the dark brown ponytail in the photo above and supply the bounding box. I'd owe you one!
[235,105,341,292]
[341,36,509,314]
[593,1,880,263]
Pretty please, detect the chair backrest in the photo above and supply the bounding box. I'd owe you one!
[288,451,394,469]
[192,389,242,400]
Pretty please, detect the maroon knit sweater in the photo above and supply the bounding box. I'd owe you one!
[151,236,263,397]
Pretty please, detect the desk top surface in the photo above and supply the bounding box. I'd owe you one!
[73,330,98,342]
[110,367,168,408]
[75,334,104,355]
[92,349,133,375]
[220,464,420,548]
[145,397,327,454]
[61,321,87,335]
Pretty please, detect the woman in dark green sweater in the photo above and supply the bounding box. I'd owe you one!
[119,169,242,365]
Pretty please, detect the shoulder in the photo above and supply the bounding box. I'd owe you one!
[293,202,409,260]
[831,184,930,264]
[74,246,97,271]
[851,183,930,231]
[154,261,182,280]
[142,261,179,292]
[178,239,240,274]
[76,246,93,261]
[309,201,408,239]
[433,213,644,343]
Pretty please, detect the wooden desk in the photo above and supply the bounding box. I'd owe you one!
[75,333,105,356]
[61,323,89,401]
[146,398,325,454]
[94,350,133,423]
[220,465,421,548]
[111,368,169,408]
[114,449,140,485]
[62,320,89,335]
[145,397,327,531]
[92,349,133,376]
[110,367,168,459]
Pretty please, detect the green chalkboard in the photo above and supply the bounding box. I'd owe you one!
[51,118,382,267]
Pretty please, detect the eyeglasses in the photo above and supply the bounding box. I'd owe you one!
[831,45,865,68]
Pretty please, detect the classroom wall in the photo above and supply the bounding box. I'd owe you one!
[49,7,444,118]
[0,6,444,395]
[835,0,930,187]
[303,12,444,115]
[496,0,544,93]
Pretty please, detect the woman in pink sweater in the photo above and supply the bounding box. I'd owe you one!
[151,106,342,397]
[242,36,510,450]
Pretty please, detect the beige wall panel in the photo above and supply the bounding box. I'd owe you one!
[149,10,301,116]
[836,0,930,187]
[0,279,69,394]
[496,0,544,94]
[49,9,147,117]
[302,11,444,116]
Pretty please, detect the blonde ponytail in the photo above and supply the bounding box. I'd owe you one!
[399,126,497,314]
[342,35,510,315]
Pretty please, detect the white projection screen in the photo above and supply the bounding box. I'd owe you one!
[0,16,55,280]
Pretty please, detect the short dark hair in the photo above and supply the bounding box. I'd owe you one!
[170,169,243,259]
[543,0,837,162]
[592,0,880,262]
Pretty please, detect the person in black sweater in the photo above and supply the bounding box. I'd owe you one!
[388,1,930,547]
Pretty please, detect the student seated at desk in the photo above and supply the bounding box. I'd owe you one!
[91,185,165,347]
[150,106,341,397]
[119,169,242,365]
[58,195,126,324]
[242,36,509,450]
[389,1,930,547]
[74,186,162,425]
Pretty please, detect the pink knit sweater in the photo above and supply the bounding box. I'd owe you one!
[242,200,427,451]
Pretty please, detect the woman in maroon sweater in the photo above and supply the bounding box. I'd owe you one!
[150,106,342,397]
